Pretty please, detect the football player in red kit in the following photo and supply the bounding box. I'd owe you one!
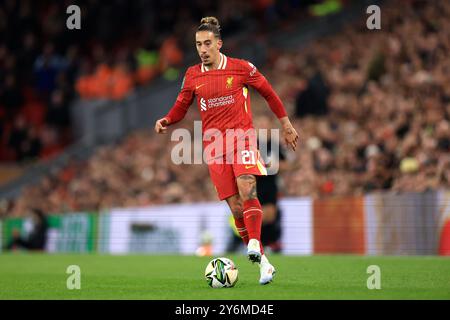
[155,17,298,285]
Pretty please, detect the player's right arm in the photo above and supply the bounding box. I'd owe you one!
[155,68,195,134]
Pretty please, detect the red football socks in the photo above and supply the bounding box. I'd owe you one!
[233,216,249,245]
[243,198,264,254]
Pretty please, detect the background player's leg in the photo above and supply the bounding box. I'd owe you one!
[225,194,249,246]
[261,203,282,252]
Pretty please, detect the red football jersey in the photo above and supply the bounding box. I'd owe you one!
[166,53,286,156]
[165,53,287,154]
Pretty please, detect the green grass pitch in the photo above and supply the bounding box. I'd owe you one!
[0,254,449,299]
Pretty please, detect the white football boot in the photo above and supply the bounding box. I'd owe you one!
[259,254,276,285]
[247,239,262,263]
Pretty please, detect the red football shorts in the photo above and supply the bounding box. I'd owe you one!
[207,138,267,201]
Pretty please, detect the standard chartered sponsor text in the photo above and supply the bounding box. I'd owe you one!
[208,95,235,108]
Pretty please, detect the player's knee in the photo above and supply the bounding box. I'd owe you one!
[237,175,257,201]
[239,191,253,202]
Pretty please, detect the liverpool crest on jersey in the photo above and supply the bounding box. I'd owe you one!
[226,76,233,89]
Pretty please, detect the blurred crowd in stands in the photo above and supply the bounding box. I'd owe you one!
[262,0,450,197]
[0,1,74,162]
[0,0,309,163]
[2,0,450,217]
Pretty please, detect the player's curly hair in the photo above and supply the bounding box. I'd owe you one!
[197,16,221,39]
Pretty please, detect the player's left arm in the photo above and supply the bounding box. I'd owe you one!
[243,61,299,151]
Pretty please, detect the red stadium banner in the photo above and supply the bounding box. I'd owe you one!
[438,191,450,256]
[313,196,365,254]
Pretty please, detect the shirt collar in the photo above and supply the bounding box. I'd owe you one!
[201,53,227,72]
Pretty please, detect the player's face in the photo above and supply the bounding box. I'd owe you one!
[195,31,222,67]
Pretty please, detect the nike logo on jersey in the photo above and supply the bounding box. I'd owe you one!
[245,165,255,169]
[196,84,206,90]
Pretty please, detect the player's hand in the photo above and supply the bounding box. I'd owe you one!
[155,117,169,134]
[282,122,299,151]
